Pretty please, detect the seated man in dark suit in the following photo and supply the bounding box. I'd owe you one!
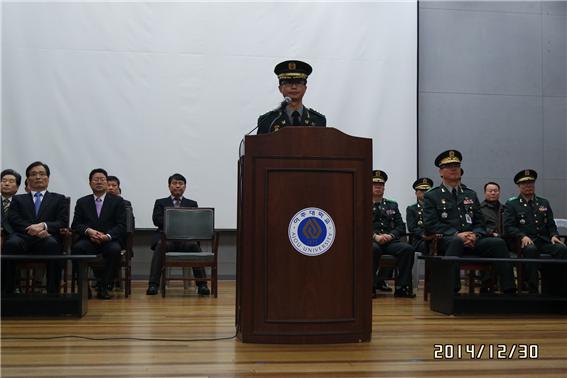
[3,162,68,294]
[107,175,135,227]
[106,175,135,290]
[71,168,126,299]
[480,182,504,237]
[2,168,22,236]
[146,173,210,296]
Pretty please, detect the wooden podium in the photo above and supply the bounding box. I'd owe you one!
[236,127,373,343]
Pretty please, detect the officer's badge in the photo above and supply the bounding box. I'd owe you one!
[288,62,296,70]
[441,212,448,219]
[525,169,530,176]
[449,150,455,158]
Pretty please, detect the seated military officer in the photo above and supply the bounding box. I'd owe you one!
[371,170,415,298]
[406,177,434,255]
[423,150,516,294]
[503,169,567,294]
[257,60,326,134]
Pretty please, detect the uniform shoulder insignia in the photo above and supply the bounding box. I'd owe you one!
[385,198,398,204]
[506,196,518,202]
[308,108,326,119]
[428,186,442,193]
[258,110,278,122]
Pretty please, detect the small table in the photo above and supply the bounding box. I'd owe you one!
[1,254,98,317]
[420,256,567,315]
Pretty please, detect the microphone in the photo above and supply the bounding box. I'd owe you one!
[277,96,291,111]
[243,97,292,136]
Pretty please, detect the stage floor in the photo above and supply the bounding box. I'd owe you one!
[1,280,566,377]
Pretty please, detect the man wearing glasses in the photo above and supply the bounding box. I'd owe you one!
[257,60,326,134]
[3,161,69,294]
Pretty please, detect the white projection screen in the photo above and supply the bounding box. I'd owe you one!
[2,2,417,229]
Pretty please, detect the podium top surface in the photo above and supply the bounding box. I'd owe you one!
[241,127,372,158]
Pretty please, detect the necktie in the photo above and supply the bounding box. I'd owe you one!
[95,197,102,217]
[292,111,301,126]
[2,198,9,215]
[34,192,42,216]
[452,188,457,201]
[174,198,181,208]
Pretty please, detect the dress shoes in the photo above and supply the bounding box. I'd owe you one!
[376,281,393,292]
[96,288,112,300]
[394,286,416,298]
[197,285,211,296]
[146,284,159,295]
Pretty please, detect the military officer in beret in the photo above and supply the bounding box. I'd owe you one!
[406,177,434,255]
[257,60,326,134]
[503,169,567,293]
[371,170,416,298]
[423,150,516,294]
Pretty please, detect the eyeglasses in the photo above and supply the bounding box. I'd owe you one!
[29,172,47,177]
[280,80,306,87]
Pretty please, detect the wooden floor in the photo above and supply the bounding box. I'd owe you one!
[1,281,566,377]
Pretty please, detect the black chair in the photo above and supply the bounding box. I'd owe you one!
[160,207,218,297]
[112,204,134,297]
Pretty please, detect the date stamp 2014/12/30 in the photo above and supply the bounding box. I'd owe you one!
[433,344,539,360]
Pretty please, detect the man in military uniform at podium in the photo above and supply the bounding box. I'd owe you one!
[503,169,567,293]
[406,177,434,255]
[257,60,326,134]
[371,170,416,298]
[423,150,516,294]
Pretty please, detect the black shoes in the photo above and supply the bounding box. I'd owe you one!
[394,286,416,298]
[146,284,159,295]
[197,285,211,296]
[96,288,112,300]
[376,281,393,292]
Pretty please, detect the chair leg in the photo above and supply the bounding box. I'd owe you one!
[126,265,131,298]
[424,261,430,301]
[160,267,166,298]
[412,252,421,293]
[213,266,218,298]
[468,270,475,295]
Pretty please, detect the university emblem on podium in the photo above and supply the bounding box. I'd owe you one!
[288,207,336,256]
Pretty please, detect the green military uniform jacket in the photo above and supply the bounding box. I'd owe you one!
[406,201,425,241]
[257,107,326,134]
[373,198,406,239]
[423,184,486,237]
[503,195,559,243]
